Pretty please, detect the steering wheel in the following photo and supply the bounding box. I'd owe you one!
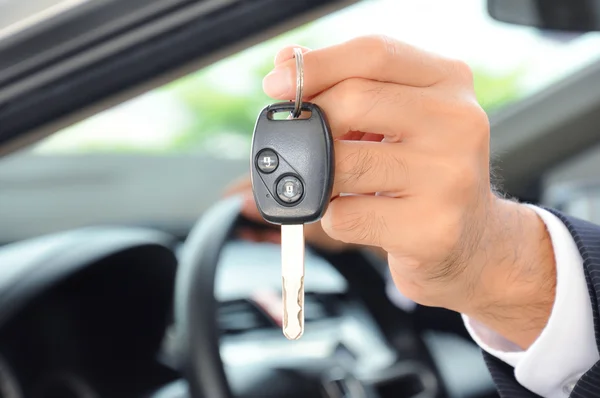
[174,196,441,398]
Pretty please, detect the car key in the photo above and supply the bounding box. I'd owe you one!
[250,48,334,340]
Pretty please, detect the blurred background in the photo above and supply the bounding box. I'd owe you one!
[31,0,600,156]
[1,0,596,241]
[1,2,600,397]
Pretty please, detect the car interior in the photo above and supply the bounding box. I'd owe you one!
[1,0,600,397]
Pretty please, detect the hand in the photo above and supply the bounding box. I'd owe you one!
[262,36,556,349]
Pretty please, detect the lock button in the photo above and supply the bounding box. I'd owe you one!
[276,175,304,204]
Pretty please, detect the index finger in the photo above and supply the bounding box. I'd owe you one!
[263,35,452,100]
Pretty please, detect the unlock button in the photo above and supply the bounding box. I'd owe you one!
[276,175,304,204]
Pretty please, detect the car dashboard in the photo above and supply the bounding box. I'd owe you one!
[0,228,416,398]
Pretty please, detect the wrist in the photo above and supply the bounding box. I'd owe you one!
[463,198,556,349]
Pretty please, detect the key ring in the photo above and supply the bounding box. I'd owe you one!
[291,48,304,118]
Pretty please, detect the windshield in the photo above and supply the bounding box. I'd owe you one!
[3,0,600,242]
[31,0,600,157]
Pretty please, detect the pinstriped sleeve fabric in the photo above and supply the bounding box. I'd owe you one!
[463,207,598,397]
[479,209,600,398]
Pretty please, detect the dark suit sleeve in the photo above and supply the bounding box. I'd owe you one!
[481,209,600,398]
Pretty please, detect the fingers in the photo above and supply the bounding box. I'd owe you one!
[311,78,425,140]
[264,35,454,100]
[322,195,400,249]
[322,195,453,254]
[332,140,414,197]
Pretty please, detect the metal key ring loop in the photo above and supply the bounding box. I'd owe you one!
[292,48,304,118]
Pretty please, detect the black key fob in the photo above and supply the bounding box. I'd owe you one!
[250,102,335,225]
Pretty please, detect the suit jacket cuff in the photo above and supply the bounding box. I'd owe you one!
[462,205,598,397]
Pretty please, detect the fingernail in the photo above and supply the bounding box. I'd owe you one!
[263,67,292,98]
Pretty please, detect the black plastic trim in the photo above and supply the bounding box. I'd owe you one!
[0,0,193,86]
[0,0,349,154]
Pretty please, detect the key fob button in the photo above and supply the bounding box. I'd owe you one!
[276,175,304,204]
[256,149,279,173]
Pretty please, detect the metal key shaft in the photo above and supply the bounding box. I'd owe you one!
[281,224,305,340]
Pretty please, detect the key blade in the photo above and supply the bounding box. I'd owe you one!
[281,224,305,340]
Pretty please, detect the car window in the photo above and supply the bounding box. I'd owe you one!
[31,0,600,158]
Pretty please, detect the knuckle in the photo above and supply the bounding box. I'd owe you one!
[454,59,474,81]
[355,34,399,73]
[458,99,487,127]
[357,34,398,55]
[423,91,490,148]
[466,103,491,145]
[335,78,364,108]
[445,59,474,83]
[330,78,387,131]
[449,98,491,150]
[371,34,399,56]
[329,78,365,128]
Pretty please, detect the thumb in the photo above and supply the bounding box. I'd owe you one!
[273,45,312,66]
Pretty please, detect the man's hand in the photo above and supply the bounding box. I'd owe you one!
[261,36,556,349]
